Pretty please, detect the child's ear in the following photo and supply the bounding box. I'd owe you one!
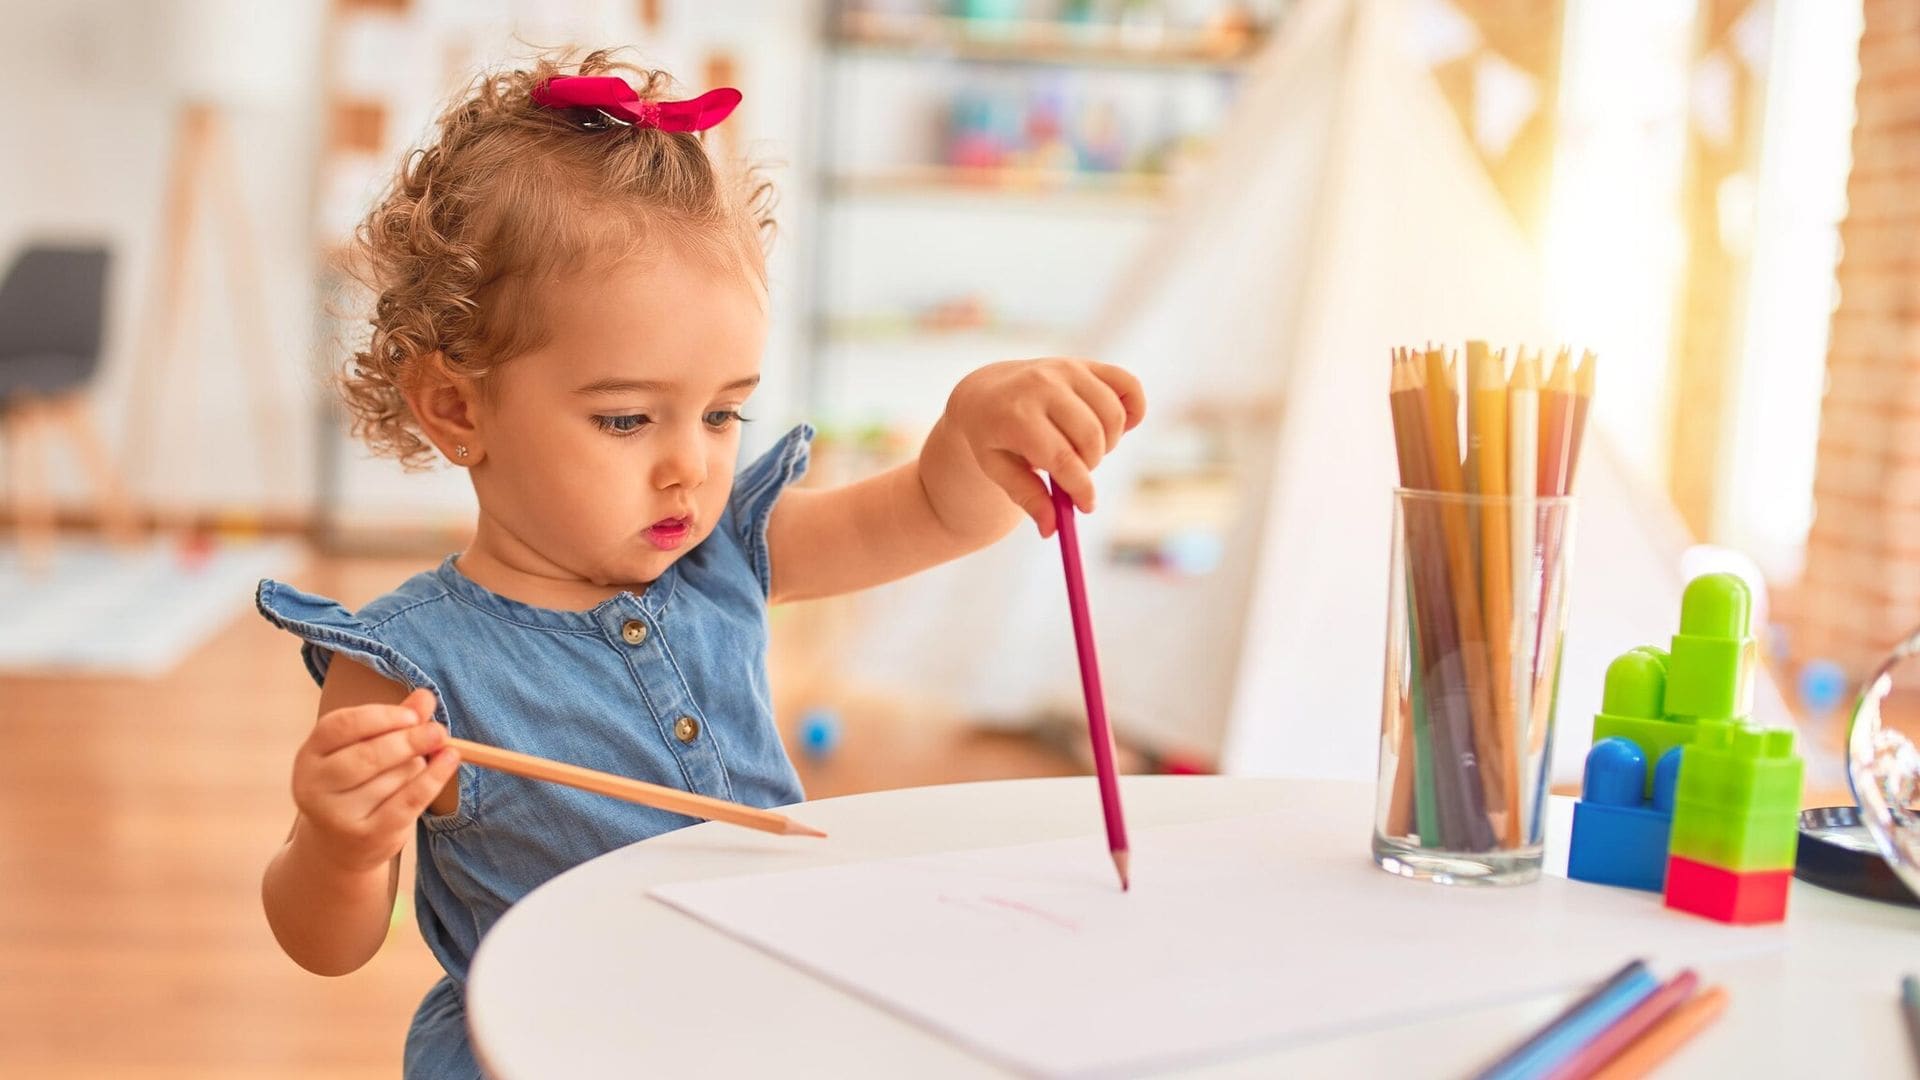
[403,351,487,466]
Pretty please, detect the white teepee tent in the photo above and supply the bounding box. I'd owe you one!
[833,0,1792,785]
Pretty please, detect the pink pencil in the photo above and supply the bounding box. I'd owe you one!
[1050,479,1132,890]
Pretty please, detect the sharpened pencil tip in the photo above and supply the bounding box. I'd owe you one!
[1112,850,1131,892]
[786,819,828,838]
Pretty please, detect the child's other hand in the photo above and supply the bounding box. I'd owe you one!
[290,688,459,873]
[945,358,1146,537]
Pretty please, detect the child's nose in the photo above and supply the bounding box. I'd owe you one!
[652,425,708,490]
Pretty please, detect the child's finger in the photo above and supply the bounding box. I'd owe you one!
[309,700,431,757]
[370,747,461,831]
[1070,365,1129,447]
[1041,444,1097,514]
[342,755,432,819]
[1085,362,1147,430]
[1047,395,1110,470]
[320,721,447,792]
[400,687,437,723]
[979,449,1055,536]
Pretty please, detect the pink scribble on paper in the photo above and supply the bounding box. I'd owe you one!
[979,895,1082,933]
[937,892,1083,933]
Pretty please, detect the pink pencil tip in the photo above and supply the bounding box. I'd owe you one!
[1112,850,1131,892]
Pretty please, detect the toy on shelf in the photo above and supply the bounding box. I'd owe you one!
[1566,573,1804,925]
[797,708,843,761]
[1795,657,1847,728]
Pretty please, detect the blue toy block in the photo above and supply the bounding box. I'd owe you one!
[1568,739,1681,893]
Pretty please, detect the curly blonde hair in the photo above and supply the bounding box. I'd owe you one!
[341,49,775,469]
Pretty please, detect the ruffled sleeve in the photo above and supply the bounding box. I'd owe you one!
[254,579,439,698]
[726,423,813,597]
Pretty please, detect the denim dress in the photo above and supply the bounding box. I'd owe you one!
[256,425,813,1079]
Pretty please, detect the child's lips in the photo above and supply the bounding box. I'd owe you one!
[646,516,691,550]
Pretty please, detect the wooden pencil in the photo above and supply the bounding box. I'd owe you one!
[1384,351,1422,839]
[1586,986,1728,1080]
[1530,349,1581,755]
[1901,974,1920,1073]
[448,737,828,838]
[1469,343,1516,840]
[1507,352,1540,800]
[1462,346,1483,584]
[1568,351,1597,484]
[1391,349,1452,845]
[1545,970,1699,1080]
[1420,345,1505,849]
[1475,959,1651,1080]
[1539,347,1576,498]
[1401,353,1476,848]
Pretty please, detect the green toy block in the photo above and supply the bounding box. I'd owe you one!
[1663,574,1756,721]
[1677,572,1751,639]
[1602,647,1669,718]
[1589,647,1696,799]
[1674,720,1803,817]
[1667,805,1800,872]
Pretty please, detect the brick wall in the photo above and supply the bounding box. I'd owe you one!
[1797,0,1920,675]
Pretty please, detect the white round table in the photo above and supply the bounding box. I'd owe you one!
[468,777,1918,1078]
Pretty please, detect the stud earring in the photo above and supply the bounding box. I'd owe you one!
[454,444,470,460]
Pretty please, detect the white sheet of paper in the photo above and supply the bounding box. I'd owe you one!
[651,812,1782,1078]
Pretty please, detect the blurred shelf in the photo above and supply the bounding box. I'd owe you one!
[834,11,1263,71]
[828,164,1173,208]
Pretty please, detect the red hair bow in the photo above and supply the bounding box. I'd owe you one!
[532,77,741,132]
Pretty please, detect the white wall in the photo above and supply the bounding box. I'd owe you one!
[0,0,326,516]
[0,0,818,525]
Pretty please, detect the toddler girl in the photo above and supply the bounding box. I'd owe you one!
[255,51,1142,1078]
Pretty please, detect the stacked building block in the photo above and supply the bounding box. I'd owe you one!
[1665,720,1803,923]
[1568,737,1682,891]
[1566,573,1804,925]
[1589,646,1694,799]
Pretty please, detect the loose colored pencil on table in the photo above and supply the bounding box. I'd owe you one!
[1587,985,1728,1080]
[1473,958,1654,1080]
[1544,969,1698,1080]
[1049,478,1132,891]
[1903,974,1920,1073]
[446,737,827,838]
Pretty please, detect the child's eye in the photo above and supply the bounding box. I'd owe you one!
[592,414,651,436]
[704,410,747,430]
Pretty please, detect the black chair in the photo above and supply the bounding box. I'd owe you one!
[0,244,136,564]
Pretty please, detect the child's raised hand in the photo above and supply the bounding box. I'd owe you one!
[945,358,1146,537]
[290,688,459,872]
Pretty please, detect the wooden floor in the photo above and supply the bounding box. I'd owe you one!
[0,551,1074,1078]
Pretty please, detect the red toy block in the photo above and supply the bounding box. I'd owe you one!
[1663,855,1790,924]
